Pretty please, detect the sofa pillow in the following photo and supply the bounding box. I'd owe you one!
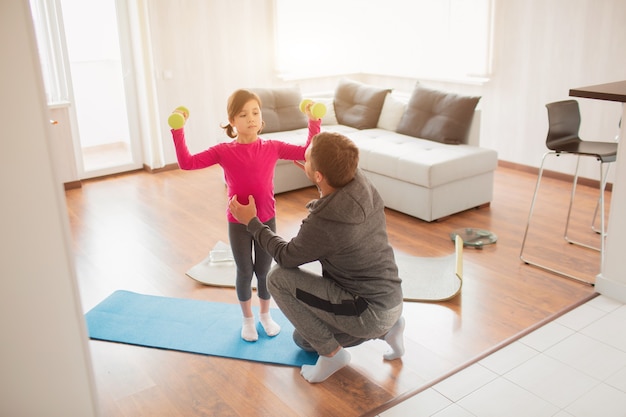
[396,85,480,144]
[334,79,391,129]
[377,93,408,131]
[251,87,307,134]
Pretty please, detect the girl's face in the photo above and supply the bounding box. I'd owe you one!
[304,144,318,184]
[230,99,262,138]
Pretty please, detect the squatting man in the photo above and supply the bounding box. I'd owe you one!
[229,131,405,383]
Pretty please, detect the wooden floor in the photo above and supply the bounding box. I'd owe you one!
[64,164,604,417]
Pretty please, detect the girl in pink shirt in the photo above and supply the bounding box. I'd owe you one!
[171,89,321,341]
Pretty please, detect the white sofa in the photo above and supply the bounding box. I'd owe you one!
[253,80,498,222]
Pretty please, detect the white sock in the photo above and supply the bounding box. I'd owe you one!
[241,316,258,342]
[259,312,281,337]
[301,348,351,383]
[383,316,405,360]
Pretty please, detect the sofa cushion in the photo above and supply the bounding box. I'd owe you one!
[251,87,307,134]
[349,128,498,188]
[334,79,391,129]
[377,93,408,131]
[396,85,480,144]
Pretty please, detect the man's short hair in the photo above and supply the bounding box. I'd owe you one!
[310,132,359,188]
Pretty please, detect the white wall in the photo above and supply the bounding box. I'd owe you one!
[482,0,626,183]
[0,2,98,416]
[146,0,278,164]
[598,103,626,302]
[144,0,626,185]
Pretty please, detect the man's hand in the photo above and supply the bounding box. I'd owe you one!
[229,194,257,225]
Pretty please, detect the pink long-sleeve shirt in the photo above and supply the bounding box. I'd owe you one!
[171,119,321,223]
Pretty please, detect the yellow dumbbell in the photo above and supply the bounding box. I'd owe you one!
[299,99,327,120]
[168,106,190,129]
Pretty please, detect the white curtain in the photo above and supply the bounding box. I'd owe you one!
[126,0,165,170]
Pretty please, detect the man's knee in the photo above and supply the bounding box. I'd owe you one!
[267,264,288,293]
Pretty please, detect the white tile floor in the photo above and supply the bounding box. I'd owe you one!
[379,294,626,417]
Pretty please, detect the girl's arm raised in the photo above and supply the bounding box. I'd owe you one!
[171,128,219,170]
[305,118,322,148]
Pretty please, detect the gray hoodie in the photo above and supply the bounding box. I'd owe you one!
[247,170,403,310]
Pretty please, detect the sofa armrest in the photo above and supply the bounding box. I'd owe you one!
[466,109,481,147]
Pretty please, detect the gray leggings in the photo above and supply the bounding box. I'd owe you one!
[267,265,402,356]
[228,218,276,301]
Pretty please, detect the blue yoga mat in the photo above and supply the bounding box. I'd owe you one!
[85,290,318,367]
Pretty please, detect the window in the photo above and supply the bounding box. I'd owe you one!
[274,0,493,82]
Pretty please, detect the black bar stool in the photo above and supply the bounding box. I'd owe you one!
[519,99,618,285]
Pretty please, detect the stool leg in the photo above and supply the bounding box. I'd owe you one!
[563,157,609,252]
[599,161,609,271]
[520,152,550,262]
[520,152,595,286]
[591,197,601,234]
[591,163,612,235]
[563,156,581,244]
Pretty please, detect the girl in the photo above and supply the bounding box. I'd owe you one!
[171,89,321,341]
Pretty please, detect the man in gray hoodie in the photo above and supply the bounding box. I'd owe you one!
[229,131,405,383]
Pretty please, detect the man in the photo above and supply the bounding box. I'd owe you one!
[229,131,405,383]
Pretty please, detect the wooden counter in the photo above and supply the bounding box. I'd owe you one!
[570,80,626,103]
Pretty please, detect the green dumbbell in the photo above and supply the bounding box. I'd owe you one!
[299,99,327,120]
[168,106,190,129]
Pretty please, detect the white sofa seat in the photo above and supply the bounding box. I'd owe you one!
[268,124,359,194]
[265,122,498,221]
[351,128,497,189]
